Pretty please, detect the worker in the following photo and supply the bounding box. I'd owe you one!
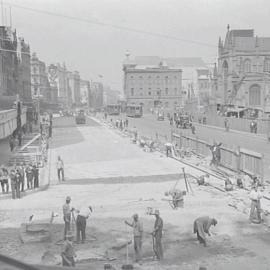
[76,206,93,244]
[225,178,233,191]
[125,213,143,263]
[197,174,210,186]
[249,185,263,224]
[61,231,76,267]
[193,216,217,247]
[167,189,186,209]
[63,196,74,240]
[165,142,173,157]
[152,210,163,260]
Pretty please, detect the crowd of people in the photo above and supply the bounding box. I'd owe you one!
[0,163,40,199]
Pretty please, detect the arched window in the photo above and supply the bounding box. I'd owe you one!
[244,59,251,73]
[249,84,261,106]
[264,59,270,72]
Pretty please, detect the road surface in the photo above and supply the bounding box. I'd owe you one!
[0,116,269,270]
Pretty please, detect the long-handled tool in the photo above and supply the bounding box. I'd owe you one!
[182,167,194,195]
[121,224,133,270]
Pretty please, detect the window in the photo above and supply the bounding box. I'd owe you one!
[165,88,168,95]
[139,76,143,79]
[249,84,261,106]
[131,88,134,96]
[244,59,251,73]
[130,75,134,79]
[264,59,270,72]
[148,91,151,95]
[156,75,160,79]
[157,91,160,96]
[174,88,177,95]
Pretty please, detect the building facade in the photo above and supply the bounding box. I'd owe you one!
[68,71,80,107]
[197,68,211,106]
[123,59,182,110]
[89,81,103,109]
[80,79,90,106]
[0,26,31,103]
[215,26,270,115]
[31,53,56,104]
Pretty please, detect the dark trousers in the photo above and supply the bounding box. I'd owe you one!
[197,232,206,246]
[153,235,163,260]
[15,183,20,199]
[62,256,75,267]
[76,215,86,242]
[58,168,65,181]
[0,180,9,193]
[34,175,39,188]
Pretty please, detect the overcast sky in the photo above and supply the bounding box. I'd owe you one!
[4,0,270,91]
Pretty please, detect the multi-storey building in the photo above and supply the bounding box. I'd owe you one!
[31,53,56,104]
[215,26,270,115]
[80,79,90,106]
[123,59,182,110]
[68,71,80,106]
[197,68,211,106]
[0,26,31,103]
[89,81,103,109]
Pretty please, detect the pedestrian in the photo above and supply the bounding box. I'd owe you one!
[57,156,65,181]
[165,142,173,157]
[193,216,217,247]
[249,185,262,224]
[125,213,143,263]
[9,135,15,152]
[0,166,9,193]
[152,210,163,260]
[125,118,129,128]
[26,164,34,189]
[15,168,21,199]
[61,231,76,267]
[10,169,16,199]
[191,125,196,134]
[18,163,25,192]
[63,196,73,240]
[76,206,93,244]
[224,118,229,132]
[33,164,39,188]
[225,177,233,191]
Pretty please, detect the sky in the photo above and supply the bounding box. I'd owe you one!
[3,0,270,91]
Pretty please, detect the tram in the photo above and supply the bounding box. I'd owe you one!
[106,104,121,115]
[126,104,143,118]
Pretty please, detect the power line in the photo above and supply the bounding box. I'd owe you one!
[5,2,217,48]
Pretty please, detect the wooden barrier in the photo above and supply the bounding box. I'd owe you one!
[171,131,264,179]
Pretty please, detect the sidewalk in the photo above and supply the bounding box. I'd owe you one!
[194,122,267,141]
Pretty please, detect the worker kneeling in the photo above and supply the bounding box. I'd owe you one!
[193,216,217,247]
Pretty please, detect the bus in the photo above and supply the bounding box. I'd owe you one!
[106,104,121,115]
[126,104,143,118]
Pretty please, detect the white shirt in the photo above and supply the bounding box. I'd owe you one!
[249,190,262,201]
[57,160,64,169]
[77,207,92,218]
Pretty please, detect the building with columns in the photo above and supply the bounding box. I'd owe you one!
[214,26,270,116]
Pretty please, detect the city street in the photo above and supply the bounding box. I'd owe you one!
[106,113,270,178]
[0,116,270,269]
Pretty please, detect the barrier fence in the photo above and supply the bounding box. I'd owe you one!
[171,130,264,179]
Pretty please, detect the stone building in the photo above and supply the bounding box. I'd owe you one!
[68,71,80,107]
[123,57,182,111]
[197,68,211,106]
[80,79,90,106]
[0,26,31,103]
[89,81,103,110]
[31,53,56,104]
[215,26,270,115]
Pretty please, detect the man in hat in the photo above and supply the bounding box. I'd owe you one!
[125,213,143,263]
[76,206,93,244]
[249,184,263,223]
[152,210,163,260]
[193,216,217,247]
[63,196,74,240]
[57,156,65,181]
[61,231,76,267]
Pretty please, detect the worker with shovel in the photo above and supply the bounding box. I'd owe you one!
[152,210,163,260]
[125,213,143,264]
[63,196,74,240]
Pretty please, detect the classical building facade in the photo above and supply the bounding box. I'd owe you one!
[215,26,270,114]
[123,58,182,110]
[197,68,211,106]
[89,81,103,109]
